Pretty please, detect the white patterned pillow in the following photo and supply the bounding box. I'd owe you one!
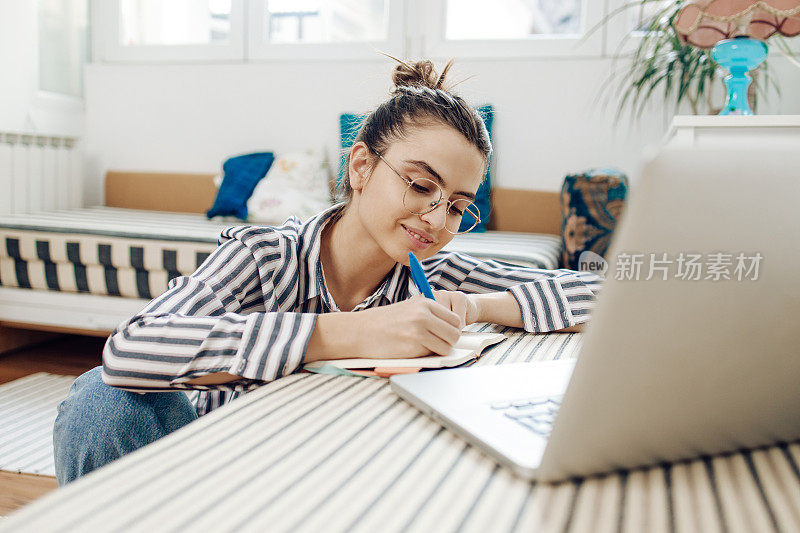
[247,149,333,224]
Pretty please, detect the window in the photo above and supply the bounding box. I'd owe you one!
[420,0,604,59]
[119,0,232,46]
[94,0,245,62]
[38,0,89,98]
[444,0,583,39]
[94,0,607,62]
[603,0,676,56]
[265,0,387,43]
[248,0,403,60]
[629,0,673,33]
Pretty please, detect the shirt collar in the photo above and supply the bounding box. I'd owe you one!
[351,261,409,311]
[299,203,344,306]
[298,203,412,311]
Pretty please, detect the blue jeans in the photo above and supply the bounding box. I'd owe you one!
[53,366,198,486]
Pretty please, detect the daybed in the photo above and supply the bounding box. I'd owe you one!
[0,171,565,348]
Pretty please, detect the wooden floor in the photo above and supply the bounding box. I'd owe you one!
[0,334,104,385]
[0,334,104,516]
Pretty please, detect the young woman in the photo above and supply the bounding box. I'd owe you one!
[53,59,603,485]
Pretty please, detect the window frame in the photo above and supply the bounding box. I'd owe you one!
[94,0,246,63]
[418,0,606,60]
[92,0,615,63]
[603,0,680,57]
[91,0,799,64]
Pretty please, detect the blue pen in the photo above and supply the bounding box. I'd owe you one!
[408,252,435,300]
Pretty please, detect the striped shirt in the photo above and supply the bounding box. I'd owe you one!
[102,203,603,416]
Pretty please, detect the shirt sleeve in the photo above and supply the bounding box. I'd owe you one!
[425,252,603,333]
[101,231,318,393]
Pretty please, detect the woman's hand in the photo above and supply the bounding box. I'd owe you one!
[432,290,480,330]
[351,295,464,360]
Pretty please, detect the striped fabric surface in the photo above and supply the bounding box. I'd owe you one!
[0,206,233,242]
[0,373,75,477]
[0,207,223,299]
[0,207,562,300]
[4,328,798,532]
[442,231,562,270]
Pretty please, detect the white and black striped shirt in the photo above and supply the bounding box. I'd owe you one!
[102,204,603,416]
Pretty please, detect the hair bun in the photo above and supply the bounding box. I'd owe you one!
[389,57,454,92]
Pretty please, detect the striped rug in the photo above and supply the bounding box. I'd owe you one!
[0,373,75,477]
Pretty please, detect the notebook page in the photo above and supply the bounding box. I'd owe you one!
[305,331,506,370]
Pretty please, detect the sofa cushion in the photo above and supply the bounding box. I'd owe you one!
[460,104,493,233]
[246,149,332,225]
[206,152,275,220]
[560,168,628,270]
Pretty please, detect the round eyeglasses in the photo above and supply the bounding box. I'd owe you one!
[377,154,481,235]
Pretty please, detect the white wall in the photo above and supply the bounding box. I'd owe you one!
[83,55,800,206]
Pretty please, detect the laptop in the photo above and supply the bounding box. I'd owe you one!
[390,144,800,482]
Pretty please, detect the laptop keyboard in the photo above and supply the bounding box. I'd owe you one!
[490,395,563,437]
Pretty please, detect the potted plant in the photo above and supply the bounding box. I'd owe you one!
[592,0,791,120]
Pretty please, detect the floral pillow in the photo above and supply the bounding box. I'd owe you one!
[560,168,629,271]
[247,149,334,225]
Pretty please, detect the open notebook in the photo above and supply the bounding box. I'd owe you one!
[304,331,506,372]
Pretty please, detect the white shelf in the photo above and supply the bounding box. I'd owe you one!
[666,115,800,147]
[671,115,800,128]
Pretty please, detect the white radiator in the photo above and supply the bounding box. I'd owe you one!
[0,131,82,216]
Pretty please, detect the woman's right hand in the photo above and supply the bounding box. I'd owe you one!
[354,295,464,359]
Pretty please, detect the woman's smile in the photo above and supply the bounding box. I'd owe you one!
[402,224,435,250]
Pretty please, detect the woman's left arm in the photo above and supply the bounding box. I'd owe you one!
[426,253,603,333]
[471,291,583,332]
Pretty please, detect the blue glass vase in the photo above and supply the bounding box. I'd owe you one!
[711,36,769,116]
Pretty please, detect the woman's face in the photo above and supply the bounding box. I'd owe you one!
[349,123,486,265]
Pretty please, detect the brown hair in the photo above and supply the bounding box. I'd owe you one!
[337,57,492,206]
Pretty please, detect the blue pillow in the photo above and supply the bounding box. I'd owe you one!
[338,104,493,233]
[206,152,275,220]
[459,104,493,233]
[338,113,365,191]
